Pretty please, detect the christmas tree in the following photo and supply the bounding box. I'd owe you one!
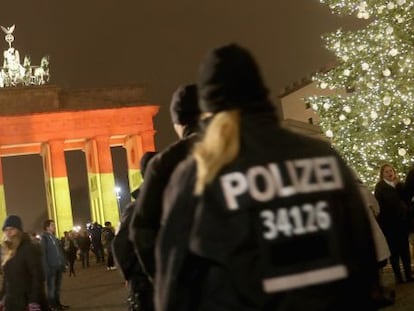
[307,0,414,187]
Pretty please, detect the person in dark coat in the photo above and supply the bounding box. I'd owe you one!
[77,230,91,268]
[88,222,104,264]
[112,151,158,311]
[0,215,48,310]
[129,83,201,280]
[63,231,78,277]
[375,163,413,283]
[102,221,115,270]
[41,219,69,310]
[403,164,414,231]
[155,44,379,311]
[355,174,394,308]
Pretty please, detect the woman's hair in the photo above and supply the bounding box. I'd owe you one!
[2,230,23,266]
[193,110,240,195]
[379,163,395,180]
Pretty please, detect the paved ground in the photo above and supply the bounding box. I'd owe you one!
[381,265,414,311]
[60,262,128,310]
[60,261,413,310]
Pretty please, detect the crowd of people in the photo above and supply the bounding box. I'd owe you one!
[3,44,414,310]
[0,216,117,310]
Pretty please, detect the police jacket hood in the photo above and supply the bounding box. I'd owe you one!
[198,43,275,114]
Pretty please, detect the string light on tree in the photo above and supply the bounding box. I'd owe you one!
[307,0,414,187]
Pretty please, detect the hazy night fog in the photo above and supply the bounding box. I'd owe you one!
[0,1,365,232]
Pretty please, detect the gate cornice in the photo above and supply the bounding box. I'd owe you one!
[0,84,158,153]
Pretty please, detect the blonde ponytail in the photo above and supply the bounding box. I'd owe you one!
[193,110,240,195]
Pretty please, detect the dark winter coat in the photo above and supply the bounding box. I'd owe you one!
[156,112,379,311]
[404,168,414,231]
[77,234,91,252]
[129,124,199,279]
[0,233,47,310]
[63,237,78,262]
[113,199,150,286]
[375,180,410,255]
[375,180,410,244]
[101,227,115,250]
[40,231,65,274]
[404,167,414,204]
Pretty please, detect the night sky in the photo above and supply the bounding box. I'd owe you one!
[0,1,364,232]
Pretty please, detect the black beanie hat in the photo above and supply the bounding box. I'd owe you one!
[169,84,200,125]
[2,215,23,231]
[198,43,273,113]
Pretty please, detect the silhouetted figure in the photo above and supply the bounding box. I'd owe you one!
[63,231,78,277]
[77,230,91,268]
[130,84,201,281]
[102,221,115,270]
[88,222,104,264]
[113,151,158,311]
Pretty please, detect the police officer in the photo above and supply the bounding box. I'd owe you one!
[129,84,201,281]
[112,151,158,311]
[156,44,379,311]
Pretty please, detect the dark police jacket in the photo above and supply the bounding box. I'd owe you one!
[112,198,150,286]
[130,124,200,279]
[156,112,379,311]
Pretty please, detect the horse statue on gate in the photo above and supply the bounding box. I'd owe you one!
[0,24,50,87]
[22,55,32,86]
[34,55,50,85]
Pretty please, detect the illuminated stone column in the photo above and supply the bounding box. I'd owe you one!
[41,141,73,237]
[84,136,119,226]
[84,139,103,224]
[124,134,144,194]
[0,158,7,227]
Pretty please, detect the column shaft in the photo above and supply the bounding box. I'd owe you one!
[124,134,144,194]
[41,141,73,237]
[85,137,119,226]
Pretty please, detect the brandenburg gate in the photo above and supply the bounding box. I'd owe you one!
[0,24,158,236]
[0,85,158,236]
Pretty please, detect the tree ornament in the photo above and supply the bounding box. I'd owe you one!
[398,148,407,156]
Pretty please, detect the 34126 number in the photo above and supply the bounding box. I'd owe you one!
[260,200,331,240]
